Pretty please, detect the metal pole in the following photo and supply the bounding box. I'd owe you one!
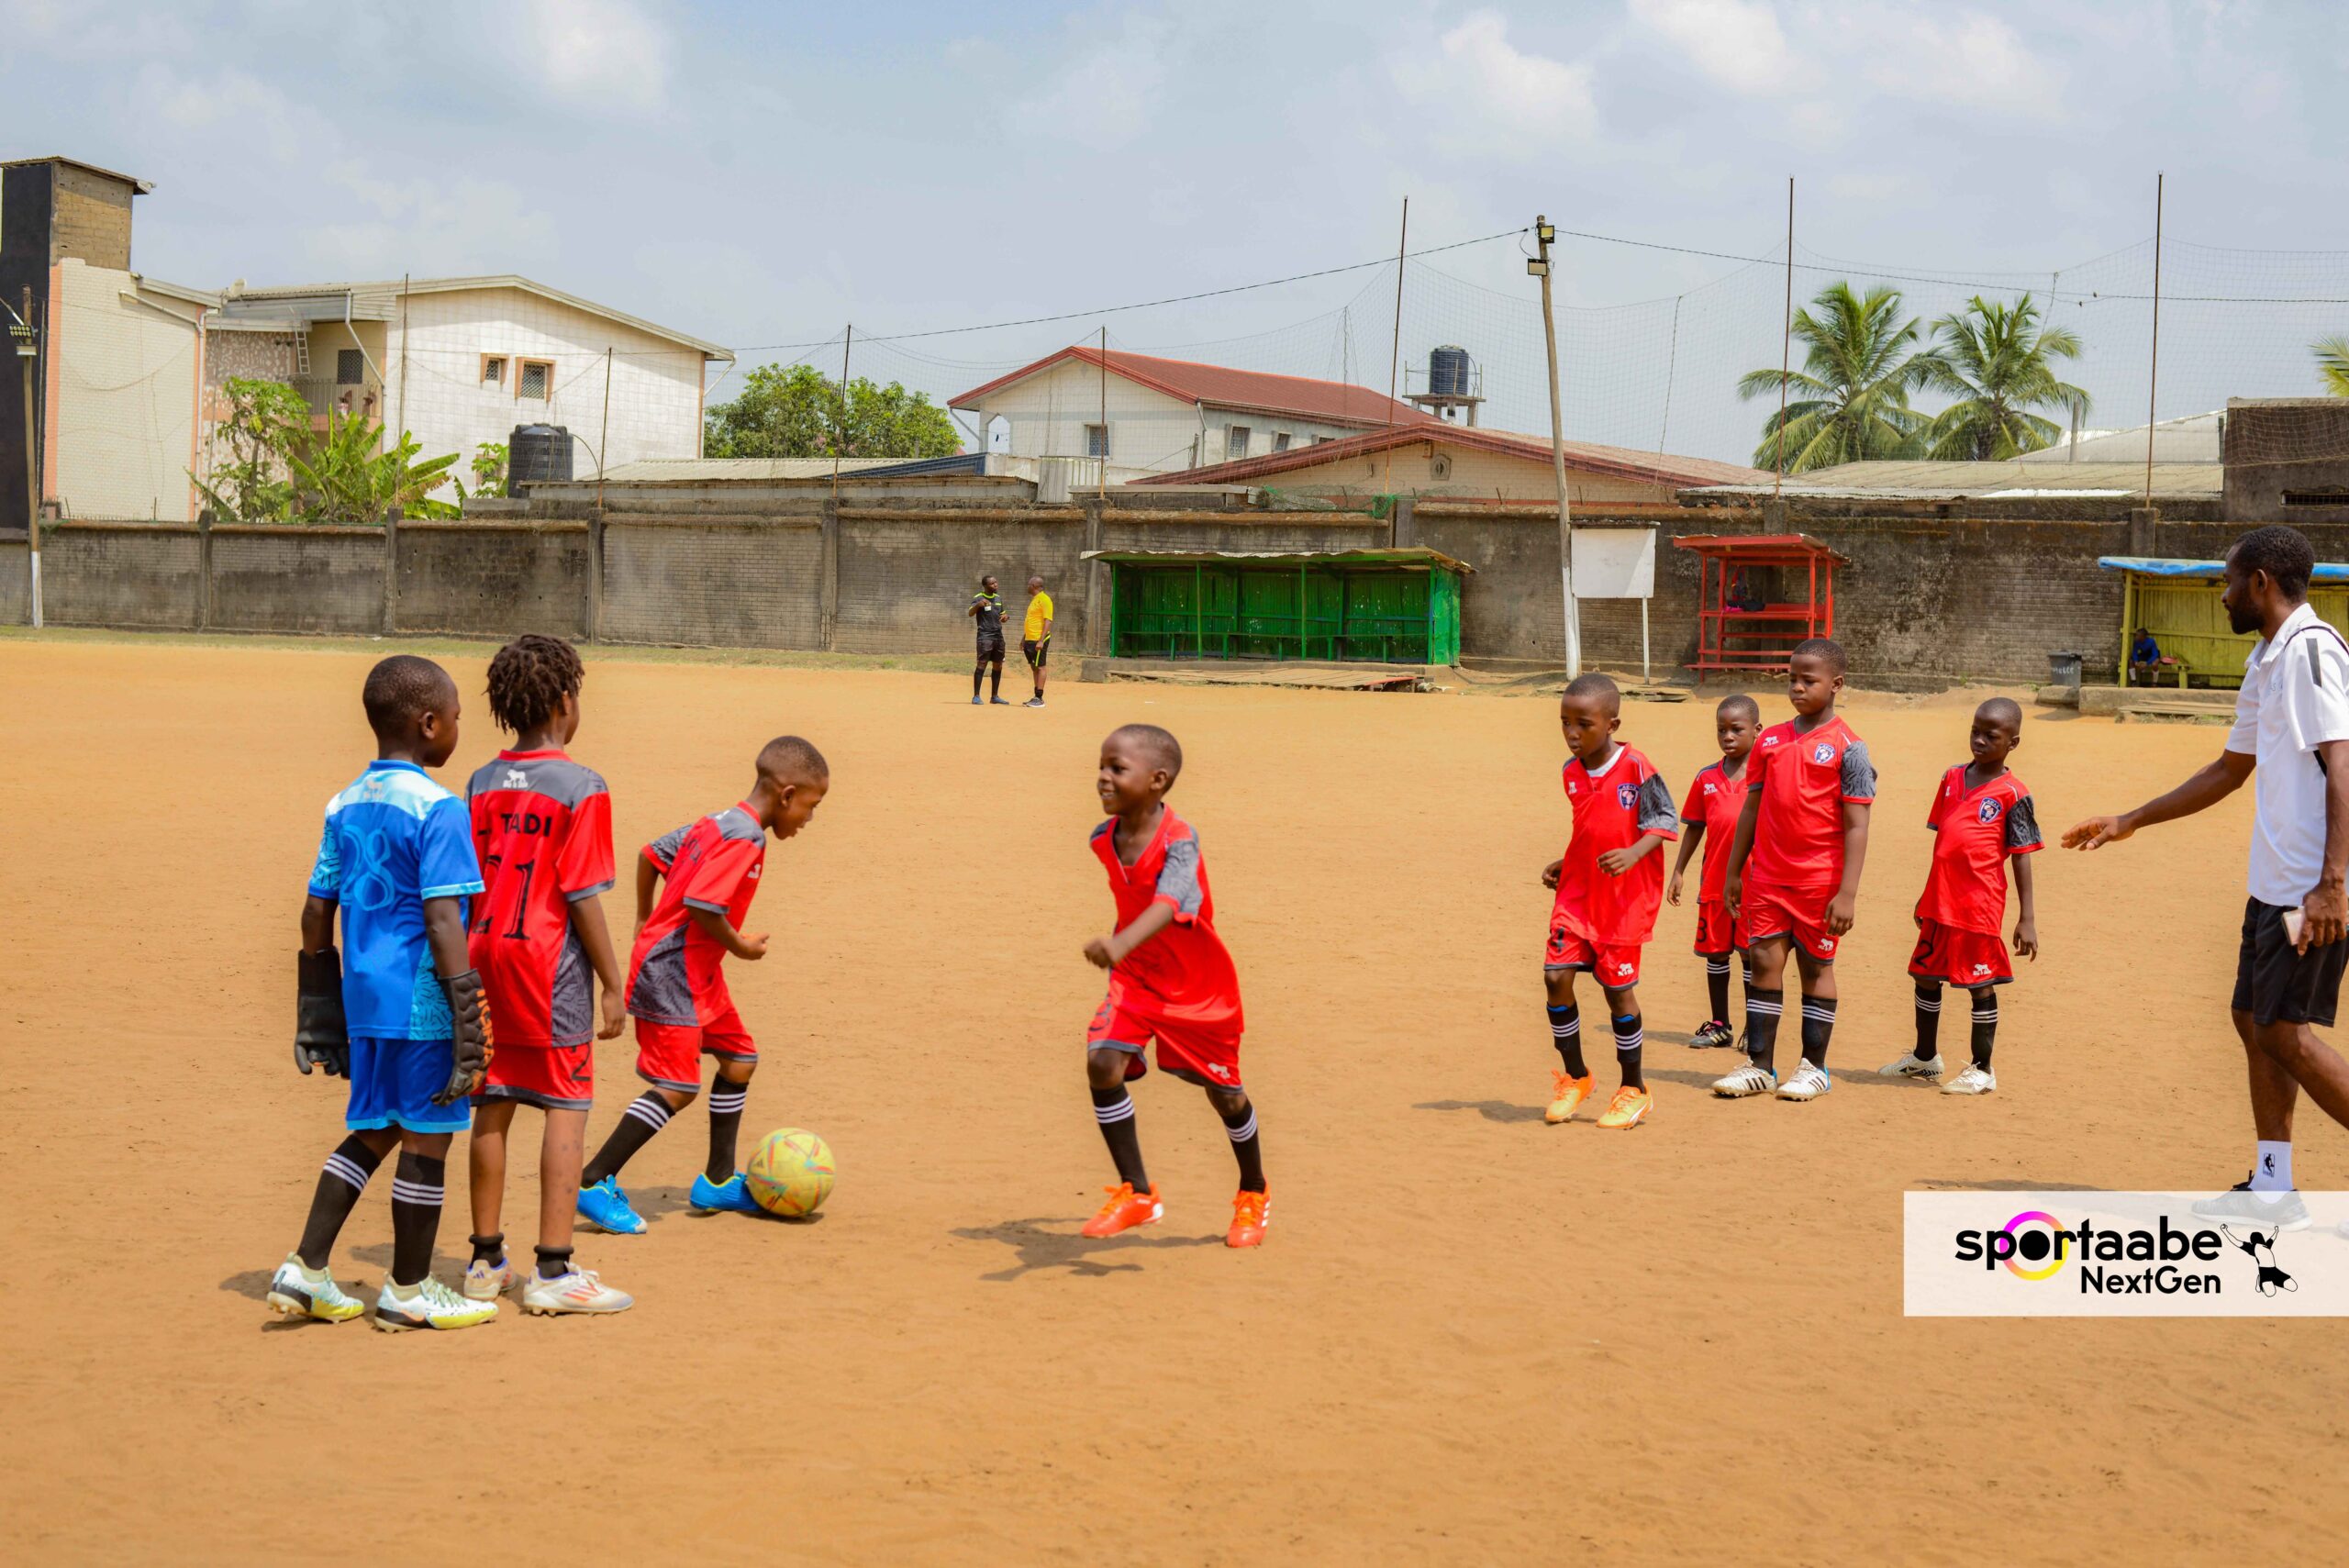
[1531,215,1579,679]
[832,324,852,504]
[1775,177,1794,496]
[395,272,409,442]
[2145,172,2164,506]
[1641,596,1650,684]
[1098,324,1108,497]
[596,345,613,513]
[17,286,39,628]
[1382,196,1408,495]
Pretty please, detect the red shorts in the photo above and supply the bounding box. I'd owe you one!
[1693,899,1747,957]
[1909,917,2012,987]
[1742,883,1841,962]
[1544,918,1642,986]
[1087,988,1243,1091]
[475,1041,595,1111]
[633,1007,757,1094]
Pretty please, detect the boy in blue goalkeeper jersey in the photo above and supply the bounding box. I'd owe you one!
[264,655,500,1332]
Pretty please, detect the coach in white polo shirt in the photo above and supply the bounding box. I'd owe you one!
[2067,526,2349,1232]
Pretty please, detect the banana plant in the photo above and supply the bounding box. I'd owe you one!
[286,409,461,522]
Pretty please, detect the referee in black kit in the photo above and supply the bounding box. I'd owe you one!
[969,574,1010,706]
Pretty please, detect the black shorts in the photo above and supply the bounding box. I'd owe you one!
[2232,897,2349,1029]
[976,632,1006,662]
[1022,637,1050,669]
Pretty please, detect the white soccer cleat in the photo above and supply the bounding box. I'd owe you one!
[1709,1062,1778,1097]
[1879,1052,1943,1079]
[266,1253,365,1323]
[373,1274,499,1331]
[1776,1062,1833,1101]
[521,1266,635,1316]
[462,1256,513,1301]
[1941,1064,1998,1095]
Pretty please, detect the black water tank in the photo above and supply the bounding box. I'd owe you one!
[1429,345,1473,397]
[508,424,573,496]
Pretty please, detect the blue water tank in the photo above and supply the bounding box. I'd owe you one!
[1429,345,1473,397]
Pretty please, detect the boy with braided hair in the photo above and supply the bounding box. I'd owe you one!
[267,656,497,1331]
[462,636,634,1315]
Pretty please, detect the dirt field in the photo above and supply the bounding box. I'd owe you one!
[5,634,2345,1564]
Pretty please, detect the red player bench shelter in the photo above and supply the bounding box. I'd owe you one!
[1673,533,1848,674]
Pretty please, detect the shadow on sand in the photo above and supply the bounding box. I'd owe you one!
[951,1216,1223,1282]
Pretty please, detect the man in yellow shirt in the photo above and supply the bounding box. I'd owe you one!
[1021,575,1055,708]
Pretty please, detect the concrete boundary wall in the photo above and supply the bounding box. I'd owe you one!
[602,515,823,651]
[43,522,202,629]
[0,539,27,625]
[209,527,384,635]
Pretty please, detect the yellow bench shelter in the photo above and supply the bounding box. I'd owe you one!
[2099,556,2349,689]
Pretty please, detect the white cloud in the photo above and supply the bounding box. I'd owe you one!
[1627,0,1800,95]
[1005,17,1172,149]
[508,0,674,113]
[1858,10,2065,117]
[1394,11,1597,151]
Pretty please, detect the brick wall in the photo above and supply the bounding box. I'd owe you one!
[601,516,823,649]
[395,522,590,638]
[0,539,27,624]
[210,527,384,634]
[835,516,1089,654]
[50,165,133,269]
[43,523,200,628]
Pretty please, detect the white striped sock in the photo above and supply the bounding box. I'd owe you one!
[1095,1095,1136,1125]
[709,1089,747,1115]
[1706,959,1731,974]
[1916,997,1942,1013]
[624,1095,673,1131]
[1748,998,1783,1016]
[389,1178,442,1206]
[322,1152,373,1193]
[1224,1110,1258,1142]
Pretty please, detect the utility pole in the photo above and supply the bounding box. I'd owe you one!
[2145,172,2165,505]
[1529,216,1578,678]
[10,287,39,628]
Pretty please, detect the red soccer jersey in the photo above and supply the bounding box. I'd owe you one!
[1091,807,1243,1038]
[465,751,617,1049]
[1552,744,1680,946]
[626,804,766,1028]
[1745,716,1876,891]
[1680,758,1753,903]
[1917,765,2042,935]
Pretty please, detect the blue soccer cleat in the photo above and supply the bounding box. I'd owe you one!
[577,1175,648,1235]
[690,1171,766,1216]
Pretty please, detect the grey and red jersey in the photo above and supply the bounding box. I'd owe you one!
[626,804,768,1027]
[464,750,618,1049]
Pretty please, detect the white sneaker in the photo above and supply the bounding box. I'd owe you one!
[521,1265,635,1316]
[1710,1062,1778,1097]
[266,1252,365,1322]
[1942,1064,1998,1095]
[373,1274,499,1331]
[1776,1062,1833,1100]
[1879,1052,1943,1079]
[462,1256,512,1301]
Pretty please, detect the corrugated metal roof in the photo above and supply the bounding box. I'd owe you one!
[952,346,1429,428]
[1083,547,1475,573]
[216,275,732,359]
[599,458,913,483]
[1683,459,2222,500]
[1,156,153,193]
[2014,411,2221,464]
[1132,422,1773,491]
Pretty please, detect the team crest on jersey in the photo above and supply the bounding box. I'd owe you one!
[1616,782,1638,808]
[503,769,529,789]
[1811,741,1836,764]
[1976,797,2004,825]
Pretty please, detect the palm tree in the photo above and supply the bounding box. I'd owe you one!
[1738,282,1935,473]
[1917,294,2088,461]
[2316,336,2349,397]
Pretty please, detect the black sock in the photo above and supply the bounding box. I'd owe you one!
[582,1091,674,1187]
[1970,988,1999,1070]
[1091,1084,1149,1189]
[1799,994,1837,1069]
[468,1230,505,1267]
[534,1244,573,1282]
[389,1151,446,1287]
[1705,958,1731,1025]
[1913,984,1943,1060]
[1219,1098,1266,1193]
[1745,987,1784,1072]
[973,665,984,698]
[1547,1004,1586,1076]
[296,1135,384,1269]
[990,663,1002,699]
[1611,1008,1644,1090]
[707,1078,748,1181]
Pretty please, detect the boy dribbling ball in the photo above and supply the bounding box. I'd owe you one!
[1079,724,1270,1248]
[1667,695,1760,1051]
[1879,699,2042,1095]
[1541,673,1681,1129]
[267,656,497,1331]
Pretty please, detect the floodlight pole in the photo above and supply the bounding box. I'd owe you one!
[9,288,39,628]
[1531,216,1579,679]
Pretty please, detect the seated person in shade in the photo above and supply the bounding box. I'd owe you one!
[1725,569,1765,613]
[2130,628,2164,685]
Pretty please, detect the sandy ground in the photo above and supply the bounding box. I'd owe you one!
[4,636,2346,1565]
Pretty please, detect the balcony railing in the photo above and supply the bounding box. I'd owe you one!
[288,375,385,419]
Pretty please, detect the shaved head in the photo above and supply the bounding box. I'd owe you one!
[1564,672,1621,714]
[1107,723,1182,782]
[362,655,456,740]
[1977,696,2023,730]
[756,735,829,786]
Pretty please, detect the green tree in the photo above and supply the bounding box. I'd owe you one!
[1738,283,1934,473]
[286,409,461,522]
[2316,335,2349,397]
[703,363,962,460]
[190,376,308,522]
[1917,294,2088,461]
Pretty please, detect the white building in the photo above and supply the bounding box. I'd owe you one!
[205,274,732,483]
[951,346,1433,476]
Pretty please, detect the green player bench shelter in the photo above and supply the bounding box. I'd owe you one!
[2097,557,2349,689]
[1085,548,1473,666]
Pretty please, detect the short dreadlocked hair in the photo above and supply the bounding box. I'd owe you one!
[485,634,584,735]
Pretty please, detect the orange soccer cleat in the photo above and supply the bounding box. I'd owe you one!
[1080,1182,1163,1238]
[1596,1084,1652,1129]
[1545,1070,1596,1125]
[1227,1188,1271,1249]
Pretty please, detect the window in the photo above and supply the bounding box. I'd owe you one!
[1084,423,1109,459]
[1273,432,1292,452]
[1226,425,1251,460]
[480,354,507,387]
[1312,435,1332,445]
[336,349,364,385]
[518,359,553,400]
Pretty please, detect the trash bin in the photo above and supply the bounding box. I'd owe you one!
[2047,651,2084,689]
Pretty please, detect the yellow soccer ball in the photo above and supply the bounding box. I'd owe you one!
[745,1128,836,1218]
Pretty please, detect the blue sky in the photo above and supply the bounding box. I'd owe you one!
[6,0,2344,460]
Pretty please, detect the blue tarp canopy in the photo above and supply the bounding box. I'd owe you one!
[2098,556,2349,582]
